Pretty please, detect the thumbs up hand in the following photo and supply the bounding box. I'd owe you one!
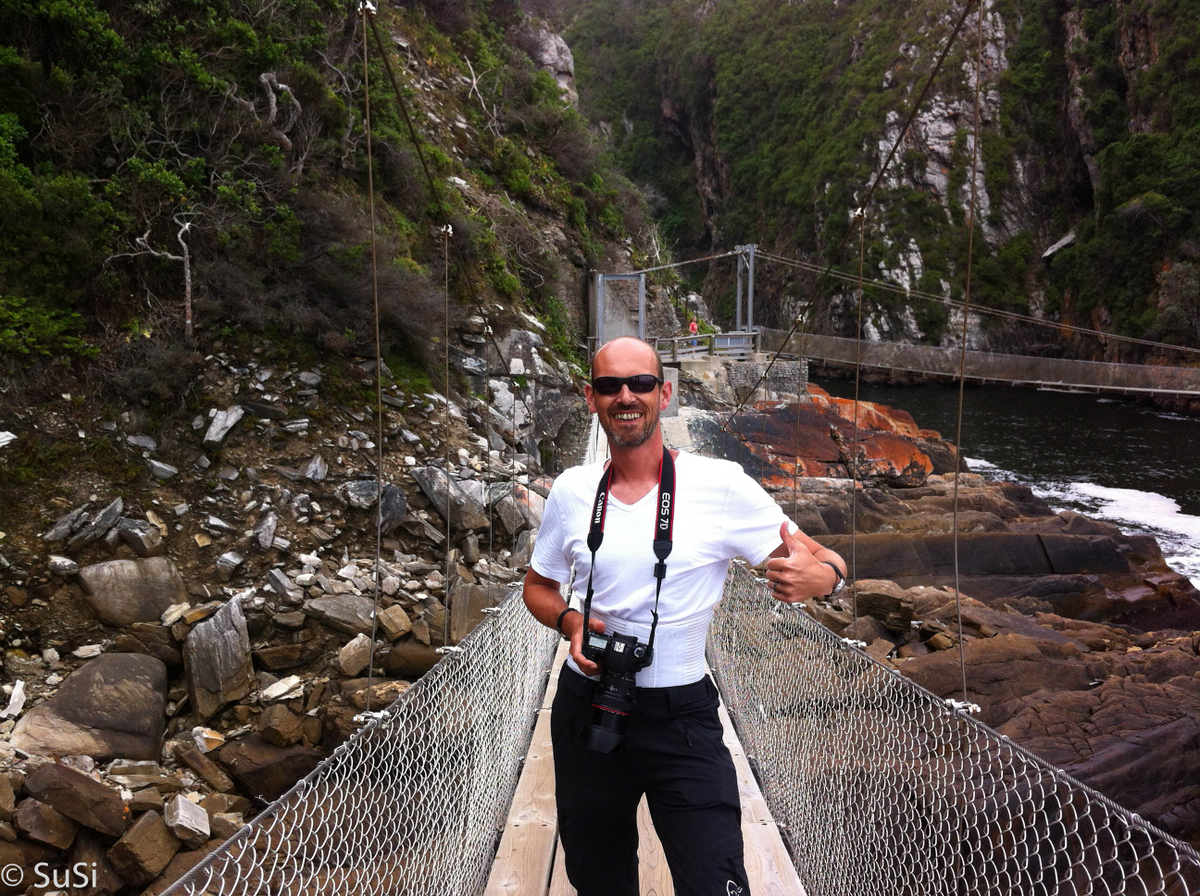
[764,522,843,603]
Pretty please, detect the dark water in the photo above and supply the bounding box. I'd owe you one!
[815,378,1200,585]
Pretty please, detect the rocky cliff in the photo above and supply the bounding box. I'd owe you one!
[566,0,1200,359]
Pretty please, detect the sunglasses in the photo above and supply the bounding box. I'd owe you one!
[591,374,662,395]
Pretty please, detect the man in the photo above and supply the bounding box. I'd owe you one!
[522,336,846,896]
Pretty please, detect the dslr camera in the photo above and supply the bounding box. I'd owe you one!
[581,630,653,753]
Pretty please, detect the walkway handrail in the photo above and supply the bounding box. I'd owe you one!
[654,330,761,362]
[163,593,558,896]
[775,331,1200,396]
[708,563,1200,896]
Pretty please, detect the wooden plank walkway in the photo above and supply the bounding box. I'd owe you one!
[483,643,807,896]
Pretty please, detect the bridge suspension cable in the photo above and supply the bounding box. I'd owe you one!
[755,249,1200,357]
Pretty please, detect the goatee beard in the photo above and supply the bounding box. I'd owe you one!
[601,407,657,448]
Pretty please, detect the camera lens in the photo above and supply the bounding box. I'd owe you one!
[585,679,634,753]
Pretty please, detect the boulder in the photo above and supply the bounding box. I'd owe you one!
[0,776,13,822]
[0,839,57,896]
[164,794,209,848]
[411,466,489,530]
[380,638,440,678]
[303,594,376,635]
[253,642,323,671]
[377,605,412,641]
[106,810,181,886]
[69,829,127,896]
[23,763,129,836]
[77,557,187,627]
[116,623,182,667]
[172,743,235,793]
[140,840,224,896]
[11,654,167,761]
[850,579,914,633]
[185,599,254,722]
[15,798,79,849]
[217,736,322,803]
[448,580,496,644]
[842,615,890,645]
[257,705,304,747]
[337,633,374,676]
[348,679,411,711]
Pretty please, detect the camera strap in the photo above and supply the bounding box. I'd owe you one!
[580,446,676,659]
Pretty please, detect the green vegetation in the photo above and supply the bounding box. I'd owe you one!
[569,0,1200,349]
[0,0,632,400]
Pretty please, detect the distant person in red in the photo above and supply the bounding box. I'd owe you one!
[688,319,698,346]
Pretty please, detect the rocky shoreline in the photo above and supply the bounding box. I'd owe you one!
[0,352,1198,893]
[684,381,1200,847]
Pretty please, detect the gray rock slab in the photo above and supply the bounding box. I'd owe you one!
[379,485,407,535]
[411,467,489,530]
[10,654,168,761]
[47,555,79,575]
[66,497,124,553]
[163,794,209,848]
[43,504,90,542]
[201,405,245,449]
[334,479,380,509]
[185,600,253,722]
[303,454,328,482]
[254,511,278,551]
[118,518,166,557]
[77,556,186,627]
[303,594,376,635]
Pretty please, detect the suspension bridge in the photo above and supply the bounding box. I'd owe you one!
[161,412,1200,896]
[154,1,1200,891]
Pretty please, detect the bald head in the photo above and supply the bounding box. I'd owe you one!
[592,336,664,381]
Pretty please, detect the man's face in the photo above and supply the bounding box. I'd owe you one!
[585,340,669,449]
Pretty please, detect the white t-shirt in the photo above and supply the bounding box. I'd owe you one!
[531,451,792,687]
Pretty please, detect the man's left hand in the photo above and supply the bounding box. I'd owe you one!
[764,522,840,603]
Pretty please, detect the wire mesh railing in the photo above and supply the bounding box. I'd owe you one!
[707,562,1200,896]
[163,590,558,896]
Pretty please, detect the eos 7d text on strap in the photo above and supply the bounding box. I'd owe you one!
[576,446,676,752]
[580,445,676,657]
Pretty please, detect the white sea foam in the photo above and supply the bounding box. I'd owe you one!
[965,456,1200,588]
[963,456,998,471]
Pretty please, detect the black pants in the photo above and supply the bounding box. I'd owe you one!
[551,665,751,896]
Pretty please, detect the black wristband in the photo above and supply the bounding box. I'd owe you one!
[821,561,845,598]
[555,607,580,638]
